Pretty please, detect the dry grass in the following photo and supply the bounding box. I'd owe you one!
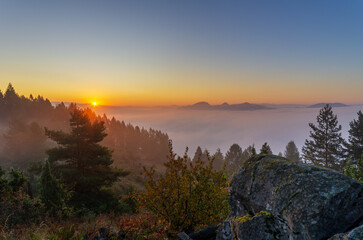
[0,212,169,240]
[0,214,118,240]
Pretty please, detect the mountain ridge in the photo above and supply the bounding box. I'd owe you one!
[182,102,269,111]
[307,103,348,108]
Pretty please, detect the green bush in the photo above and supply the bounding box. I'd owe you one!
[344,154,363,183]
[0,167,45,227]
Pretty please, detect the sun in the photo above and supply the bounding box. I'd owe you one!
[92,102,97,106]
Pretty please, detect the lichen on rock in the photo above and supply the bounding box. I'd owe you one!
[217,154,363,240]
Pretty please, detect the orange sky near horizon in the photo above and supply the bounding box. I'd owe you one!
[1,73,361,107]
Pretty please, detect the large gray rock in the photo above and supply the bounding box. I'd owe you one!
[217,155,363,240]
[328,225,363,240]
[216,211,292,240]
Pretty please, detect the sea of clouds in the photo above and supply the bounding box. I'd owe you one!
[96,105,363,156]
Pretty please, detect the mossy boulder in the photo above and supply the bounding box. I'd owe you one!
[218,155,363,240]
[328,225,363,240]
[216,212,291,240]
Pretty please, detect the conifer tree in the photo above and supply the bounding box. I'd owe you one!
[347,110,363,162]
[251,145,257,156]
[260,142,272,155]
[4,83,17,99]
[40,160,66,212]
[192,146,203,162]
[242,144,257,160]
[225,144,243,175]
[45,108,128,210]
[302,104,346,171]
[3,83,19,106]
[284,141,301,162]
[212,148,224,171]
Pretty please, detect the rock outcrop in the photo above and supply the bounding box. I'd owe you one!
[217,155,363,240]
[328,225,363,240]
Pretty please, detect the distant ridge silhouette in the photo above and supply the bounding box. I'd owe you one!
[307,103,348,108]
[183,102,269,111]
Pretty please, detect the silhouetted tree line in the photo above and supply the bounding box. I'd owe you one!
[193,142,273,178]
[0,83,170,170]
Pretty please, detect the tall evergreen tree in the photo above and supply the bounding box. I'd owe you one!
[284,141,301,162]
[225,144,243,175]
[192,146,203,162]
[40,160,66,212]
[260,142,272,155]
[347,110,363,162]
[242,144,257,161]
[45,108,128,210]
[251,145,257,156]
[302,104,346,171]
[212,148,224,171]
[4,83,17,100]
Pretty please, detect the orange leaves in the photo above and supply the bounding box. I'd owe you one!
[117,212,169,240]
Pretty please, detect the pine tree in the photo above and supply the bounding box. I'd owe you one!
[40,160,66,212]
[284,141,301,162]
[347,110,363,162]
[260,142,272,155]
[4,83,16,99]
[302,104,346,171]
[251,145,257,156]
[45,108,128,210]
[192,146,203,162]
[3,83,19,105]
[212,148,224,171]
[242,144,257,161]
[225,144,243,176]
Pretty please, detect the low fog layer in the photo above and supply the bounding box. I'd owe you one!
[96,105,363,156]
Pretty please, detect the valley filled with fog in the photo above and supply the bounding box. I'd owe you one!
[96,105,363,156]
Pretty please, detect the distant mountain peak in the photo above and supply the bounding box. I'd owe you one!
[183,101,269,111]
[307,103,348,108]
[193,101,210,106]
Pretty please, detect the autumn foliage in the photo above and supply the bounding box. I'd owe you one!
[117,212,169,240]
[135,142,230,233]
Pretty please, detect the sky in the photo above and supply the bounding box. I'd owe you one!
[0,0,363,106]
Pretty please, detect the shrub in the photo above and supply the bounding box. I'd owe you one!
[117,186,138,214]
[135,141,230,233]
[0,167,45,228]
[344,154,363,183]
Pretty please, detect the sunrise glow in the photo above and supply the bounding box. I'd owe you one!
[0,1,362,106]
[0,2,362,238]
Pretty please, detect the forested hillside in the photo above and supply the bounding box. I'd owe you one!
[0,83,169,173]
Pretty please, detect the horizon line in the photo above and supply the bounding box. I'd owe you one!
[50,101,363,108]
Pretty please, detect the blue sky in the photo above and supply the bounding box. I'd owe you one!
[0,0,362,105]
